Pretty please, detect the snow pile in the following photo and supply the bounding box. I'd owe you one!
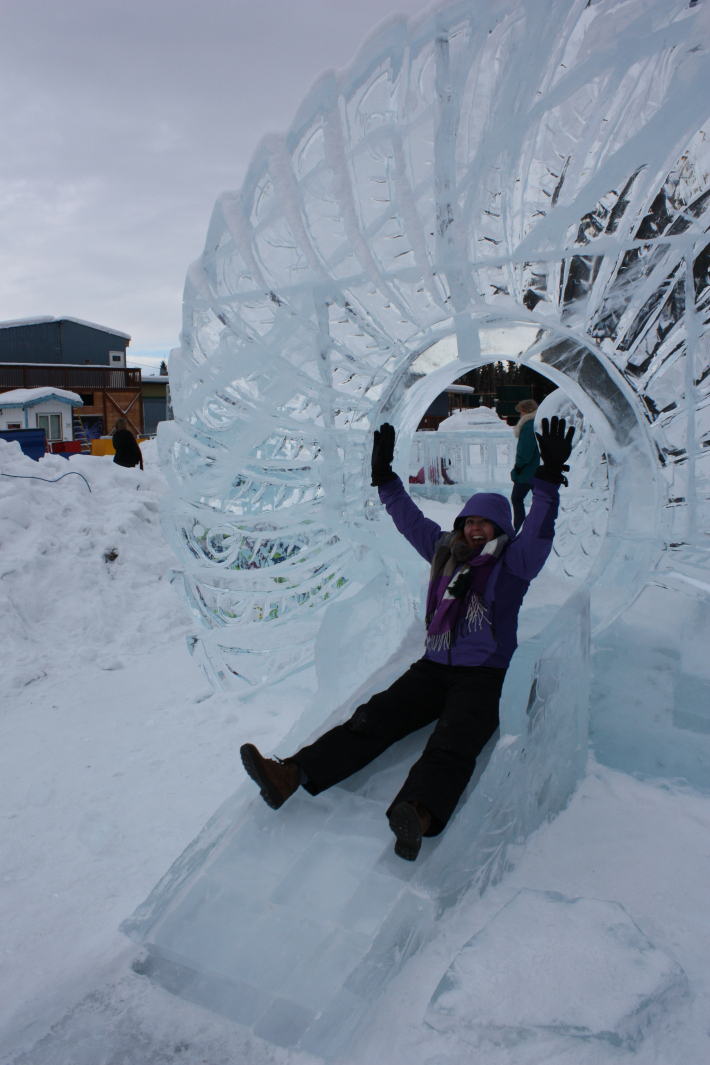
[0,438,190,696]
[437,407,511,431]
[0,440,318,1057]
[0,387,83,407]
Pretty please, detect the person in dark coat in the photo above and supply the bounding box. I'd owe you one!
[241,417,574,861]
[510,398,540,531]
[112,418,143,470]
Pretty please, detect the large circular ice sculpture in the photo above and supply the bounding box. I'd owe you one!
[158,0,710,692]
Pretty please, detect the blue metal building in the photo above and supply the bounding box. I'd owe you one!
[0,316,130,366]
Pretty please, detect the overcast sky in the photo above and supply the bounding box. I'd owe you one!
[0,0,433,371]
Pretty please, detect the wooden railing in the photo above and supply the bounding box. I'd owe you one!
[0,363,141,392]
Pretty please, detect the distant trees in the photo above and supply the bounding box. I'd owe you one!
[457,362,556,405]
[159,360,168,376]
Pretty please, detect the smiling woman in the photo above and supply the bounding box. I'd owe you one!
[462,515,496,548]
[240,414,574,863]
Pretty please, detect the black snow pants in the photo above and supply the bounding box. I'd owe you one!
[293,658,505,835]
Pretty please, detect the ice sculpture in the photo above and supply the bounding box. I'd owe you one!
[410,414,517,492]
[159,0,710,698]
[131,0,710,1055]
[122,589,589,1056]
[534,389,609,583]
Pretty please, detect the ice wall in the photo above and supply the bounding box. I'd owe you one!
[411,424,517,490]
[159,0,710,706]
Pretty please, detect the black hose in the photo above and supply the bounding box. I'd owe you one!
[0,470,92,492]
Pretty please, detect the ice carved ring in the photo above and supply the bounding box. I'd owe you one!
[157,0,710,693]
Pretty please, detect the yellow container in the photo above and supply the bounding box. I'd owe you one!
[91,438,115,456]
[91,436,150,456]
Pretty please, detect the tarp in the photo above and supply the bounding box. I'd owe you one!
[0,428,47,461]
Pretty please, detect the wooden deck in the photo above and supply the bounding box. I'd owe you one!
[0,363,144,435]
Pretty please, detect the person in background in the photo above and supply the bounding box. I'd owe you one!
[409,459,455,486]
[510,398,539,531]
[112,418,143,471]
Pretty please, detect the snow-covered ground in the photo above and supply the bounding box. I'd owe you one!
[0,442,708,1064]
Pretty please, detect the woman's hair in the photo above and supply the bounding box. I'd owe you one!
[113,418,131,434]
[515,398,538,414]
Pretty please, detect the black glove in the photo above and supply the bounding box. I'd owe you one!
[371,422,398,486]
[511,466,521,481]
[535,416,575,486]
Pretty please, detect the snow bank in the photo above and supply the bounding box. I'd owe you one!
[0,438,189,696]
[0,439,316,1053]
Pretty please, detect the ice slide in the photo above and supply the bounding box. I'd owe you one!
[122,0,710,1056]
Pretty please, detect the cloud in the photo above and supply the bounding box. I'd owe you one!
[0,0,432,362]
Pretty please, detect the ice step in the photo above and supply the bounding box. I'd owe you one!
[426,889,688,1047]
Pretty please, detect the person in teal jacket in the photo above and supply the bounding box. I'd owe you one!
[510,398,539,530]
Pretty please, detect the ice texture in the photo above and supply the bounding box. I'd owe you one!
[122,589,589,1057]
[535,389,610,584]
[411,423,517,490]
[158,0,710,693]
[130,0,710,1053]
[426,889,689,1047]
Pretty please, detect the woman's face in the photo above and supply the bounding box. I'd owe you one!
[463,515,496,550]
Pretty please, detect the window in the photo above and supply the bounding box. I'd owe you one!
[37,413,62,441]
[7,422,21,430]
[79,393,94,406]
[109,351,124,364]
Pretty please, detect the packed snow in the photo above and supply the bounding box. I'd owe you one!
[0,441,708,1064]
[436,407,511,432]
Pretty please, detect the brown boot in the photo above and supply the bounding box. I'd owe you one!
[240,743,300,810]
[388,801,432,861]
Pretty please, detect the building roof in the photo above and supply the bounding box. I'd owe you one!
[0,316,131,340]
[0,387,83,407]
[0,361,137,370]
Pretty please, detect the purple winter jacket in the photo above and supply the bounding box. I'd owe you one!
[378,476,560,669]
